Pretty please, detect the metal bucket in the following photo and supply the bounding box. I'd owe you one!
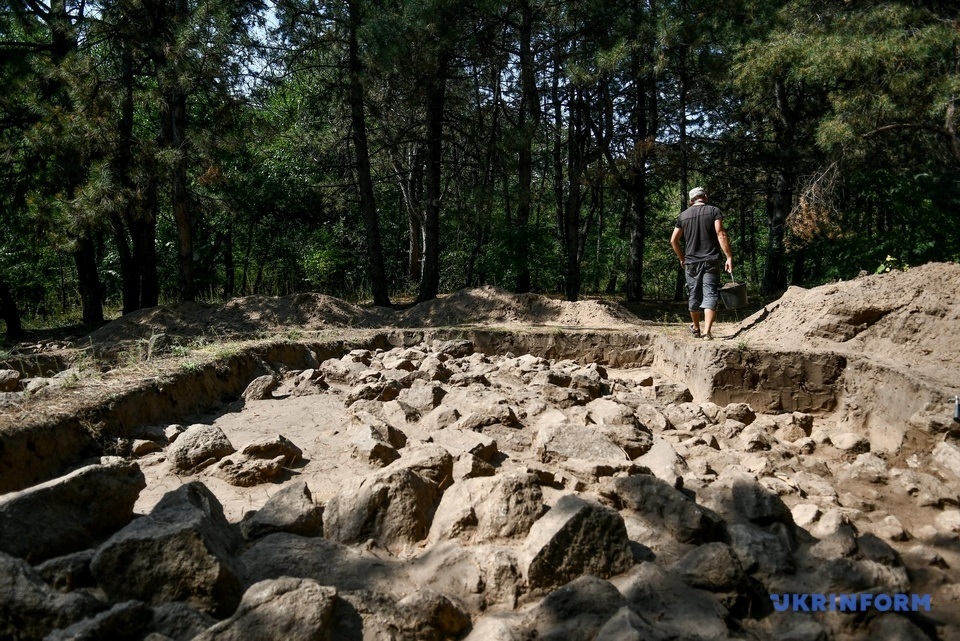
[719,281,747,310]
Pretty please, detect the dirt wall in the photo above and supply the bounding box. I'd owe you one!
[0,338,391,494]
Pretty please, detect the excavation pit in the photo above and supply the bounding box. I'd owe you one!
[2,267,960,639]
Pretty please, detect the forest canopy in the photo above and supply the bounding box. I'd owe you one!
[1,0,958,335]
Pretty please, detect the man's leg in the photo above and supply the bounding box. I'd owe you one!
[689,309,702,334]
[701,261,721,337]
[685,263,703,334]
[702,307,717,337]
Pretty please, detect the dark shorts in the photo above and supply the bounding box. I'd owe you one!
[685,260,721,311]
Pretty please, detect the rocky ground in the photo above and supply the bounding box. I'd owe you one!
[1,265,959,640]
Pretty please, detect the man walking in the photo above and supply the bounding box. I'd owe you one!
[670,187,734,340]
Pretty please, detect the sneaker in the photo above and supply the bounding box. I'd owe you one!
[689,324,701,338]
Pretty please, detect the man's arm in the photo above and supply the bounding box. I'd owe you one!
[715,219,733,274]
[670,227,685,266]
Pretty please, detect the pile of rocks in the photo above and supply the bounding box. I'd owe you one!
[1,339,958,640]
[0,367,84,406]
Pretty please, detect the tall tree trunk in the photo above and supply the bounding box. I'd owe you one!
[137,168,160,308]
[166,89,192,302]
[240,212,259,295]
[625,66,651,300]
[791,248,805,285]
[763,79,797,295]
[551,44,564,244]
[515,0,535,293]
[0,276,23,337]
[465,226,485,287]
[625,183,646,302]
[417,52,449,303]
[74,237,103,325]
[110,212,139,315]
[763,168,793,294]
[161,0,193,302]
[223,224,235,298]
[347,0,390,307]
[564,87,583,302]
[409,207,424,281]
[624,0,658,302]
[114,46,141,315]
[390,146,425,281]
[674,60,689,302]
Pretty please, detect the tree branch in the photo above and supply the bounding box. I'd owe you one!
[0,40,51,51]
[864,123,949,138]
[864,120,960,165]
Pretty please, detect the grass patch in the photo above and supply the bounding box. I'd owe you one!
[180,361,203,374]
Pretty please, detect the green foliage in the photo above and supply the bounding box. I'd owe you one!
[875,255,907,275]
[302,227,360,295]
[2,0,960,335]
[181,360,203,374]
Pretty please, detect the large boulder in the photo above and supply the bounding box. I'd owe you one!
[398,382,447,412]
[428,473,546,544]
[893,469,959,507]
[240,481,324,541]
[601,474,724,544]
[192,578,337,641]
[582,397,638,427]
[240,533,395,593]
[388,444,455,490]
[404,541,523,612]
[167,424,235,473]
[575,401,654,458]
[672,542,746,593]
[430,428,498,463]
[333,589,472,641]
[212,455,287,487]
[727,523,796,577]
[533,422,627,463]
[632,436,688,486]
[0,369,19,392]
[702,472,795,527]
[90,482,244,617]
[149,602,217,641]
[620,563,730,640]
[520,494,633,590]
[240,434,303,466]
[933,441,960,478]
[0,459,145,563]
[349,412,407,450]
[663,402,711,431]
[241,375,278,401]
[36,550,96,592]
[44,600,153,641]
[592,607,663,641]
[323,446,453,548]
[433,339,473,358]
[0,552,104,641]
[520,575,628,641]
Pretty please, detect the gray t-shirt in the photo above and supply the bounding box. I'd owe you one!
[675,203,723,264]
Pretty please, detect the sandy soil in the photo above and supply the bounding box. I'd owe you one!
[734,262,960,385]
[85,285,646,351]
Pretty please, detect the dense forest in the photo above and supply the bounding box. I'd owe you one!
[1,0,959,336]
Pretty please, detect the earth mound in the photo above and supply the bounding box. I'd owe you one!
[85,286,643,348]
[737,262,960,385]
[395,285,641,329]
